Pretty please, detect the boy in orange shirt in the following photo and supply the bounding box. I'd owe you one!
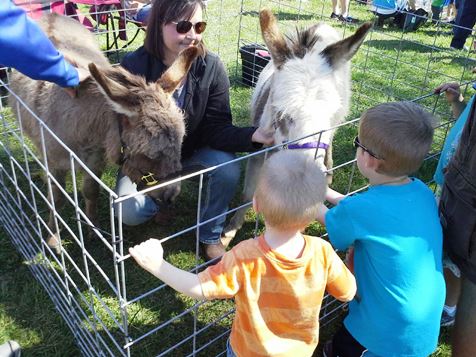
[129,151,356,357]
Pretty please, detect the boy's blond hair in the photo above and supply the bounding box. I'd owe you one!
[254,151,326,230]
[359,101,436,176]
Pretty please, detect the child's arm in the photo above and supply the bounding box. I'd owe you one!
[129,239,204,300]
[326,247,357,302]
[326,187,346,205]
[316,187,346,225]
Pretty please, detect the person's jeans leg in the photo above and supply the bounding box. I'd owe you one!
[226,338,237,357]
[182,148,241,244]
[134,4,151,24]
[114,170,158,226]
[451,0,476,49]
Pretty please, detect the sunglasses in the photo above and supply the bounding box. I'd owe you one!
[353,136,383,160]
[172,20,207,34]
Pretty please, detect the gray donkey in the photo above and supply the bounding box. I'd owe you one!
[9,14,198,251]
[223,10,372,246]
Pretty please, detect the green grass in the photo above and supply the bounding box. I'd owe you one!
[1,0,474,355]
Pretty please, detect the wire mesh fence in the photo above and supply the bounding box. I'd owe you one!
[1,0,475,356]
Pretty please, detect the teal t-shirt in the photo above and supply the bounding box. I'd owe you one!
[326,178,445,357]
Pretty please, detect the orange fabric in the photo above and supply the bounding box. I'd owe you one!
[198,235,356,357]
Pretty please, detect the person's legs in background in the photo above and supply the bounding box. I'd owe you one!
[182,147,241,261]
[452,275,476,356]
[432,0,445,23]
[331,0,340,19]
[441,265,461,327]
[451,0,476,50]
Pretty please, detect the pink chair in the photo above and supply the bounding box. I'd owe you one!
[13,0,66,19]
[14,0,95,29]
[69,0,145,56]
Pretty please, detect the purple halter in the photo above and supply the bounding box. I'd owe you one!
[286,141,329,150]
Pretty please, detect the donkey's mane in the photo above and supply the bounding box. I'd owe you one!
[284,25,320,59]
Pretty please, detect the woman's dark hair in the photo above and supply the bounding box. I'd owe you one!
[145,0,206,60]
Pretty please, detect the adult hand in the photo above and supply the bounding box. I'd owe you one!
[251,127,275,146]
[434,82,464,104]
[63,66,89,98]
[129,238,164,275]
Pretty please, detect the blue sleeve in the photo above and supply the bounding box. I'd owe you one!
[325,198,357,251]
[433,95,475,186]
[0,1,79,87]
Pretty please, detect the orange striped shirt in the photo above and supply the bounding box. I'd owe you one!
[198,235,356,357]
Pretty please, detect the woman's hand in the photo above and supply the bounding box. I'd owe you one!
[434,82,466,118]
[251,127,275,146]
[434,82,464,104]
[129,238,164,275]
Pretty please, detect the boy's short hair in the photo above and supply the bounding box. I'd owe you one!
[359,101,436,176]
[254,151,326,230]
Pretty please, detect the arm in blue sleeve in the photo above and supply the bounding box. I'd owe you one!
[0,1,79,87]
[325,199,357,251]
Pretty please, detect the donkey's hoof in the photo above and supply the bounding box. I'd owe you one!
[221,229,237,248]
[46,234,61,254]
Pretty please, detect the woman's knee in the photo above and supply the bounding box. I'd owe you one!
[114,195,157,226]
[213,159,241,187]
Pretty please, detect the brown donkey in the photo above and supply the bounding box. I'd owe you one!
[9,14,198,252]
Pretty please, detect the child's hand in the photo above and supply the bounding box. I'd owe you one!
[129,238,164,275]
[434,82,463,104]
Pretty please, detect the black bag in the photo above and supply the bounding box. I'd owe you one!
[439,98,476,283]
[239,44,271,87]
[397,8,428,32]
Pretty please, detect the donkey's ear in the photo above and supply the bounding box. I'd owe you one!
[321,22,372,68]
[260,9,291,68]
[158,47,199,94]
[88,63,142,116]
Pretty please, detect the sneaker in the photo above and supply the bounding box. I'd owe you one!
[441,309,455,327]
[330,12,339,20]
[0,341,21,357]
[450,45,470,51]
[339,15,358,24]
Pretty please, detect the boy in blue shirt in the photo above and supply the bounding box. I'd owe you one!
[317,101,445,357]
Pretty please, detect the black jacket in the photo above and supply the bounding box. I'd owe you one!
[121,47,257,159]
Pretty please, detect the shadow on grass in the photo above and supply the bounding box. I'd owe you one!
[241,10,317,22]
[365,38,436,53]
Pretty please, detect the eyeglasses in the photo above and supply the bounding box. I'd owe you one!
[353,136,383,160]
[172,20,207,34]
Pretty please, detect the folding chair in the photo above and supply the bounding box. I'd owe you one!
[13,0,66,19]
[67,0,146,58]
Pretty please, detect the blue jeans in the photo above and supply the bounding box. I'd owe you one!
[134,4,151,24]
[114,147,241,244]
[451,0,476,49]
[226,338,236,357]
